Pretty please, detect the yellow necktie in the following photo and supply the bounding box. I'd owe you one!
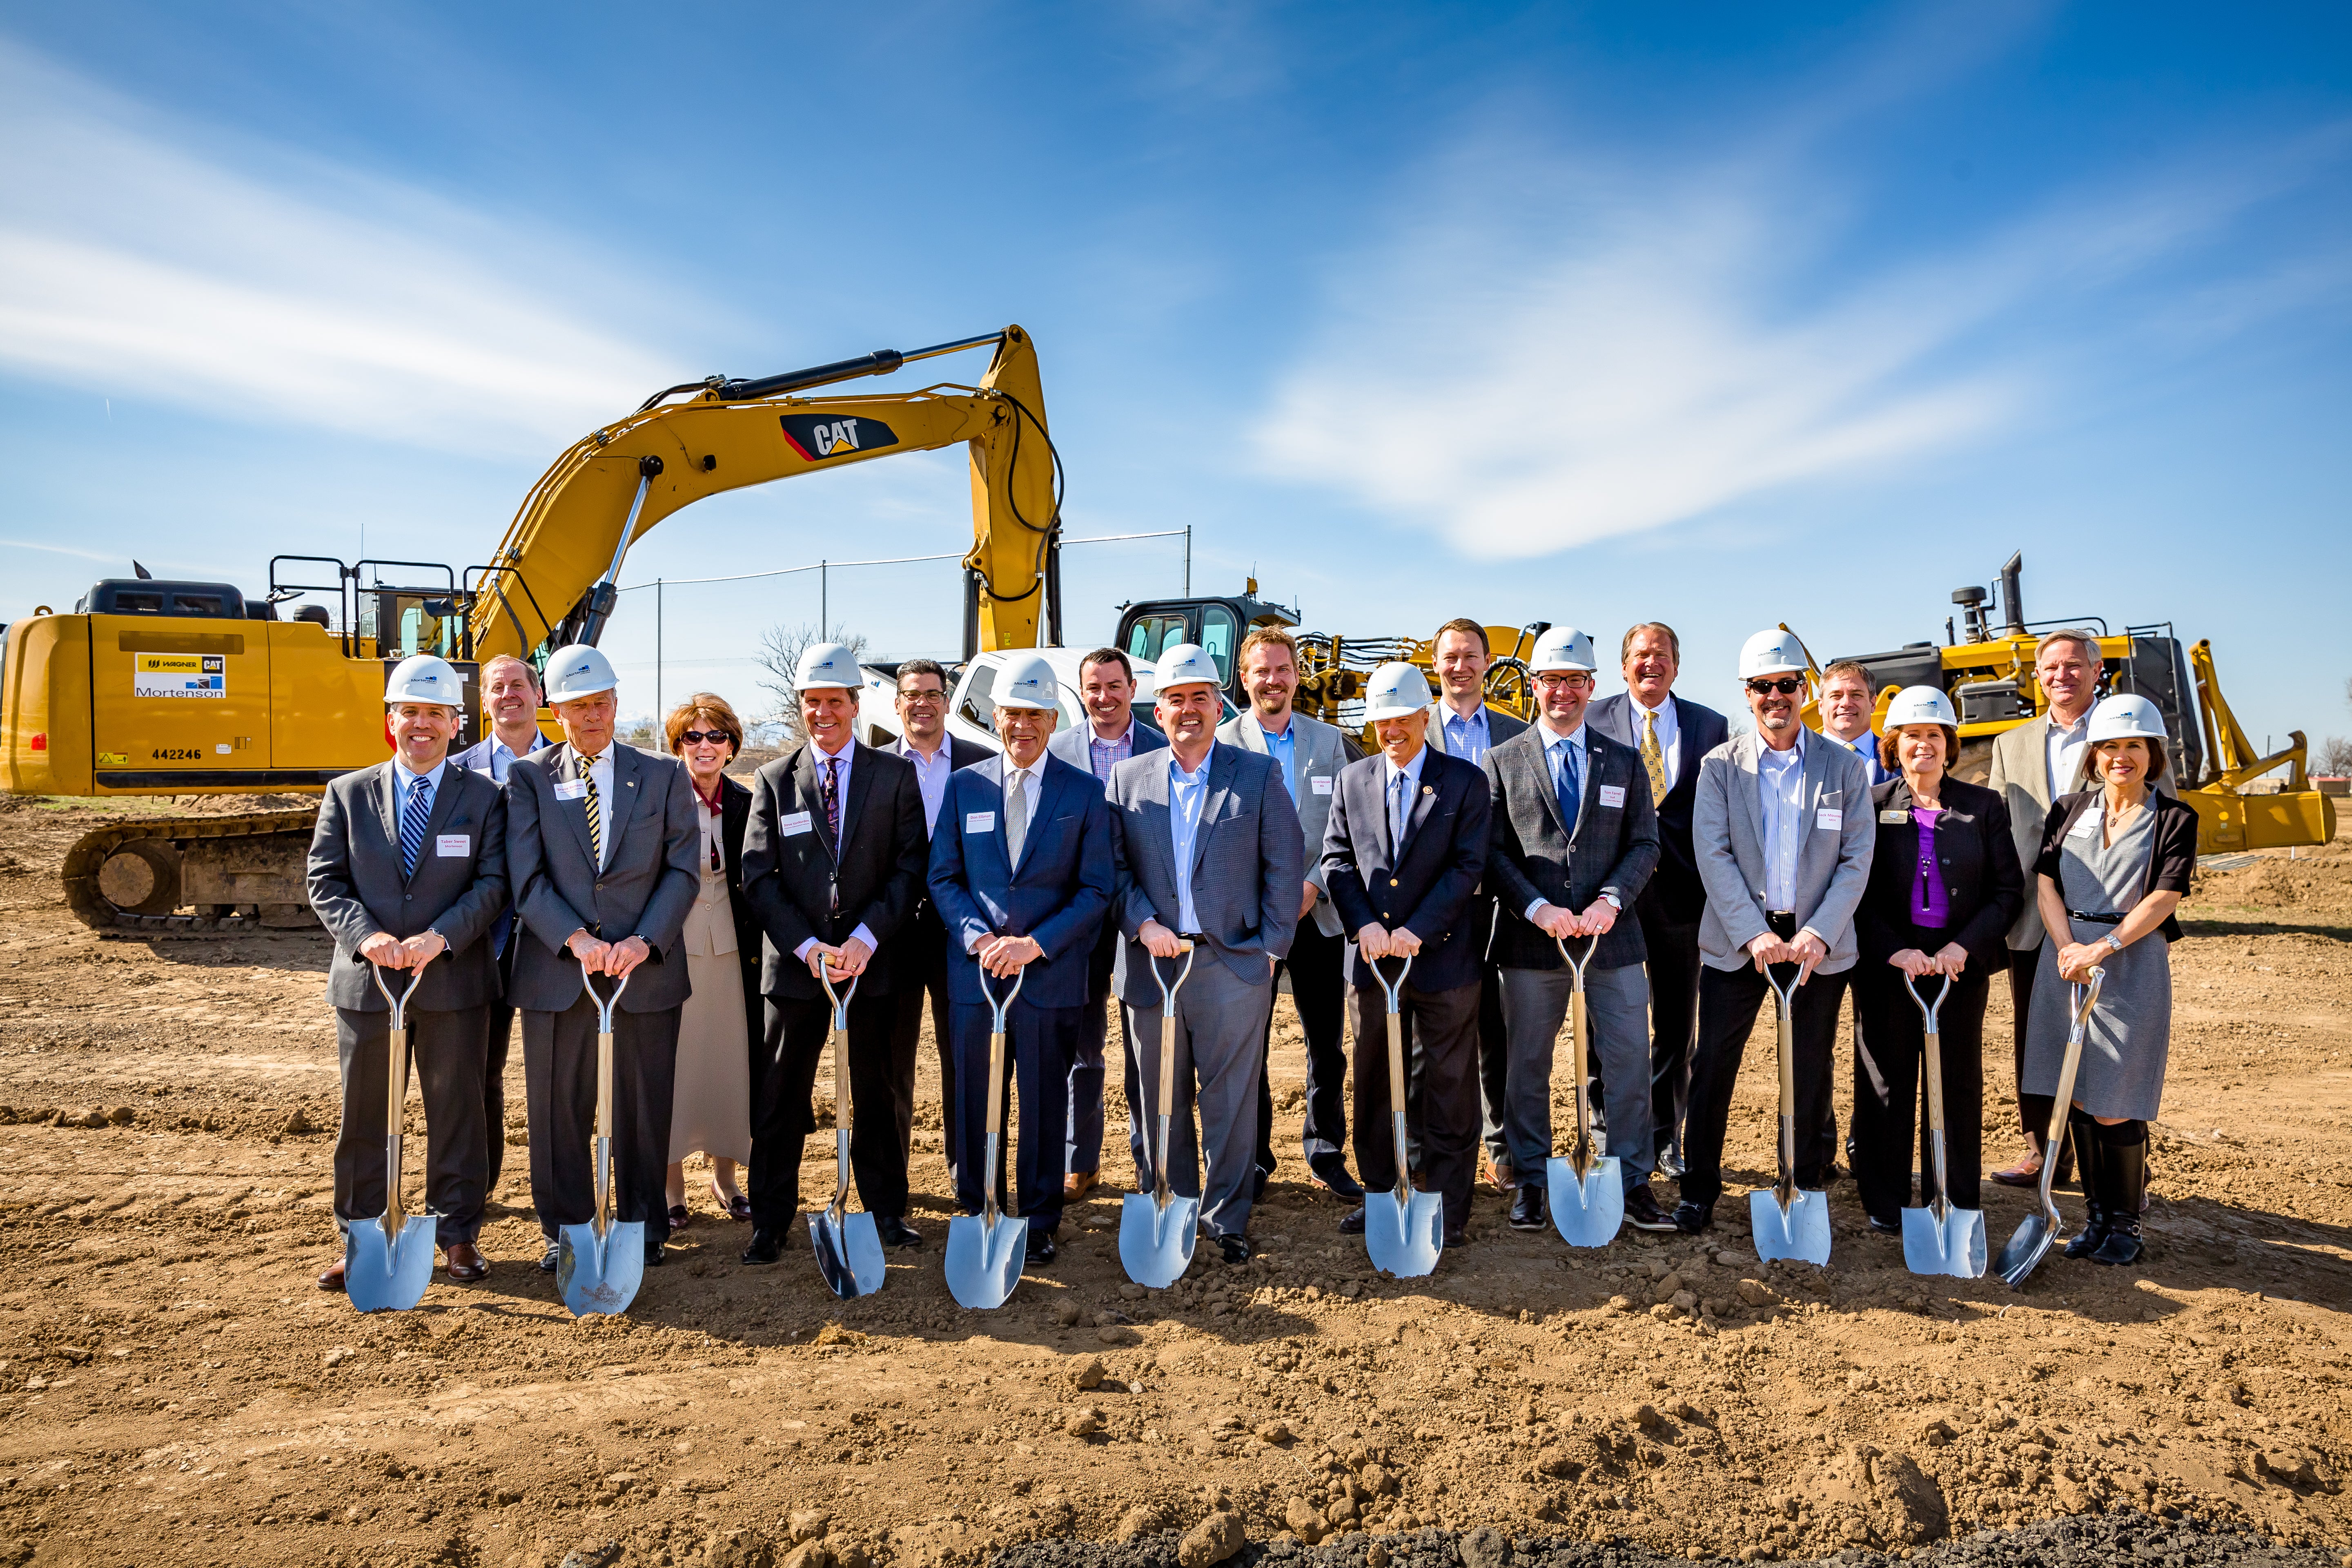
[1640,709,1668,806]
[582,762,604,869]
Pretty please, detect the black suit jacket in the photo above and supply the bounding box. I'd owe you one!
[1587,691,1731,924]
[1482,725,1661,972]
[740,740,927,1001]
[717,774,766,1031]
[1322,747,1492,993]
[1856,775,2025,975]
[306,761,509,1011]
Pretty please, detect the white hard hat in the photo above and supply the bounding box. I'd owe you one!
[383,653,463,708]
[1882,685,1958,729]
[543,644,618,703]
[1361,660,1433,723]
[1738,628,1808,680]
[1529,625,1597,675]
[994,652,1059,712]
[794,641,862,693]
[2087,693,2167,745]
[1154,642,1221,693]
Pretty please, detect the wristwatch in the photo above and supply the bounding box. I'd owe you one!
[1601,892,1622,911]
[2101,933,2124,954]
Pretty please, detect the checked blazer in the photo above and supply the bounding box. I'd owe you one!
[1481,723,1662,973]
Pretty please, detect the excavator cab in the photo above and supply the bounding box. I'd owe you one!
[1114,581,1299,710]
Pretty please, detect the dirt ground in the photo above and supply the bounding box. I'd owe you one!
[1,795,2348,1568]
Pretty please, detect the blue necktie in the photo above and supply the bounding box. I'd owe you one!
[399,774,433,878]
[1557,740,1582,837]
[1390,772,1408,851]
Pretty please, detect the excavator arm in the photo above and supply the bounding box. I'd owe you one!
[467,325,1060,666]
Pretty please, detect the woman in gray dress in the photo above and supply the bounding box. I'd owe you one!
[2022,694,2199,1266]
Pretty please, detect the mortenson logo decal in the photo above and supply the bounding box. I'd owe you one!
[780,414,900,461]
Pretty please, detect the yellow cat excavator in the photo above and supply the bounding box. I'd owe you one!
[1,327,1066,933]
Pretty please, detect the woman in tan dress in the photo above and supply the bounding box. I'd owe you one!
[664,695,760,1228]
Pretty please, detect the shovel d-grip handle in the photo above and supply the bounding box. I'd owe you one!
[1147,942,1196,1201]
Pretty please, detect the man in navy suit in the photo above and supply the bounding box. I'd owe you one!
[880,658,995,1189]
[1586,623,1731,1177]
[1323,661,1492,1246]
[449,651,553,1202]
[1046,648,1167,1199]
[1819,660,1892,786]
[929,654,1114,1263]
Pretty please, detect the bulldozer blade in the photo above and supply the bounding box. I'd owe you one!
[1118,1188,1199,1289]
[1903,1201,1988,1279]
[1750,1186,1831,1267]
[808,1208,886,1299]
[1365,1187,1444,1279]
[945,1210,1027,1310]
[558,1220,646,1317]
[343,1210,435,1315]
[1546,1155,1623,1248]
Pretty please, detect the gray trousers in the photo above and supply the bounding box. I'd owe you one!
[1498,964,1655,1194]
[1122,958,1274,1240]
[333,1004,490,1247]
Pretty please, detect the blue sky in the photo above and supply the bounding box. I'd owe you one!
[3,2,2348,751]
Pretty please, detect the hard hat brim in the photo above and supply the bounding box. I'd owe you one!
[994,694,1058,712]
[1362,702,1428,722]
[1529,660,1597,675]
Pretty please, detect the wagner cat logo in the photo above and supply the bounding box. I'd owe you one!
[134,653,227,699]
[779,413,900,462]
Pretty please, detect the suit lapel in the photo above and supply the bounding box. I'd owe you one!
[557,747,599,870]
[795,746,840,868]
[374,763,402,861]
[603,746,642,865]
[1736,734,1767,857]
[1403,752,1440,854]
[408,766,465,883]
[839,741,876,847]
[1527,733,1570,844]
[980,754,1012,873]
[1574,735,1609,844]
[1193,746,1234,875]
[1015,759,1065,879]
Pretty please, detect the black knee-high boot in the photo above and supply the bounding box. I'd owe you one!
[2091,1119,2147,1266]
[2062,1109,2108,1259]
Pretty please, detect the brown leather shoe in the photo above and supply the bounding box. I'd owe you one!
[1063,1169,1097,1199]
[443,1241,489,1283]
[316,1257,347,1292]
[1484,1151,1517,1192]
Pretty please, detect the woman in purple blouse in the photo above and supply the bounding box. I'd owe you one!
[1851,687,2025,1234]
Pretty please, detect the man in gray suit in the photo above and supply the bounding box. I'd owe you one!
[1423,617,1528,1191]
[1220,626,1361,1197]
[1048,647,1167,1198]
[308,654,510,1290]
[504,644,700,1273]
[1481,628,1674,1233]
[1674,629,1876,1234]
[1107,642,1305,1263]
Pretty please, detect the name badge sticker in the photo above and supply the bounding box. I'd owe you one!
[1879,808,1911,825]
[1310,776,1334,796]
[965,811,996,833]
[1816,808,1843,831]
[1597,784,1626,808]
[2068,814,2100,840]
[434,834,470,858]
[779,810,813,838]
[553,779,587,802]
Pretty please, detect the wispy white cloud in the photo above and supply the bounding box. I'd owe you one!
[1253,59,2352,558]
[0,40,677,457]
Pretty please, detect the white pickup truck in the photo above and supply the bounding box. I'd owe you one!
[855,646,1181,753]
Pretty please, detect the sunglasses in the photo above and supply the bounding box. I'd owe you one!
[1745,677,1805,695]
[677,729,733,746]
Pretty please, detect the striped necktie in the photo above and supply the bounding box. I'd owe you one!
[1640,708,1669,806]
[582,764,604,870]
[822,757,842,848]
[399,772,433,878]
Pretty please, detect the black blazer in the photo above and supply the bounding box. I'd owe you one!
[1482,725,1661,972]
[2034,789,2199,944]
[1855,776,2024,975]
[1586,691,1731,924]
[1322,747,1492,993]
[740,740,927,1001]
[717,775,765,1034]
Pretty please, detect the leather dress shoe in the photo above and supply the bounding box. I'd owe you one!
[875,1215,923,1250]
[668,1204,691,1233]
[443,1241,488,1282]
[1443,1229,1468,1249]
[316,1257,347,1292]
[1867,1213,1902,1235]
[1308,1158,1365,1201]
[1654,1147,1685,1180]
[1673,1200,1713,1234]
[1064,1169,1098,1200]
[1624,1185,1677,1232]
[740,1228,788,1266]
[644,1240,666,1268]
[538,1241,561,1273]
[1339,1205,1367,1236]
[1507,1185,1546,1231]
[1025,1231,1058,1266]
[1483,1151,1516,1192]
[1252,1164,1273,1201]
[1218,1234,1253,1265]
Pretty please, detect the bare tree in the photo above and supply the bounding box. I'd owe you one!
[2319,736,2352,777]
[755,621,869,743]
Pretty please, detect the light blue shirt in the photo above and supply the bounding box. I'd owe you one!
[1758,733,1808,912]
[1168,750,1211,934]
[1441,705,1493,765]
[1826,728,1885,786]
[1380,744,1429,852]
[1257,721,1298,804]
[390,755,450,798]
[1525,723,1589,922]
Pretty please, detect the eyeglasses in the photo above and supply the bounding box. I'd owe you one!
[1745,677,1805,695]
[677,729,732,746]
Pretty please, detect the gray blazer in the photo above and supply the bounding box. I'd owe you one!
[1987,711,2176,951]
[1691,732,1876,975]
[1217,709,1349,939]
[307,760,509,1012]
[1481,724,1660,972]
[504,743,701,1013]
[1106,741,1305,1004]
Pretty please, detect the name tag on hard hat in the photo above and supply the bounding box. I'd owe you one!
[779,811,813,838]
[554,779,588,802]
[435,834,470,858]
[1598,785,1626,808]
[1815,808,1843,831]
[966,811,996,833]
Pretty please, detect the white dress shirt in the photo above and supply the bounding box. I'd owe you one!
[1631,695,1682,793]
[1168,751,1210,934]
[1524,722,1588,923]
[901,737,954,836]
[1757,733,1807,912]
[2046,710,2091,797]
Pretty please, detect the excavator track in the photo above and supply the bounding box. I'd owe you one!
[62,809,323,936]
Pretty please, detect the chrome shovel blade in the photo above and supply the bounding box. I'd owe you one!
[1750,1187,1832,1266]
[1995,1208,2059,1288]
[558,1221,646,1316]
[1546,1155,1624,1248]
[1364,1188,1444,1278]
[808,1209,886,1299]
[344,1216,436,1314]
[1903,1202,1988,1279]
[945,1212,1027,1310]
[1118,1189,1199,1289]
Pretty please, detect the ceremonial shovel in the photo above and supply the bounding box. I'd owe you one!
[946,966,1028,1308]
[1749,960,1832,1267]
[344,956,439,1314]
[1546,933,1622,1248]
[806,965,885,1298]
[1900,971,1985,1279]
[1996,967,2106,1289]
[1119,942,1200,1289]
[1364,953,1444,1278]
[558,960,644,1317]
